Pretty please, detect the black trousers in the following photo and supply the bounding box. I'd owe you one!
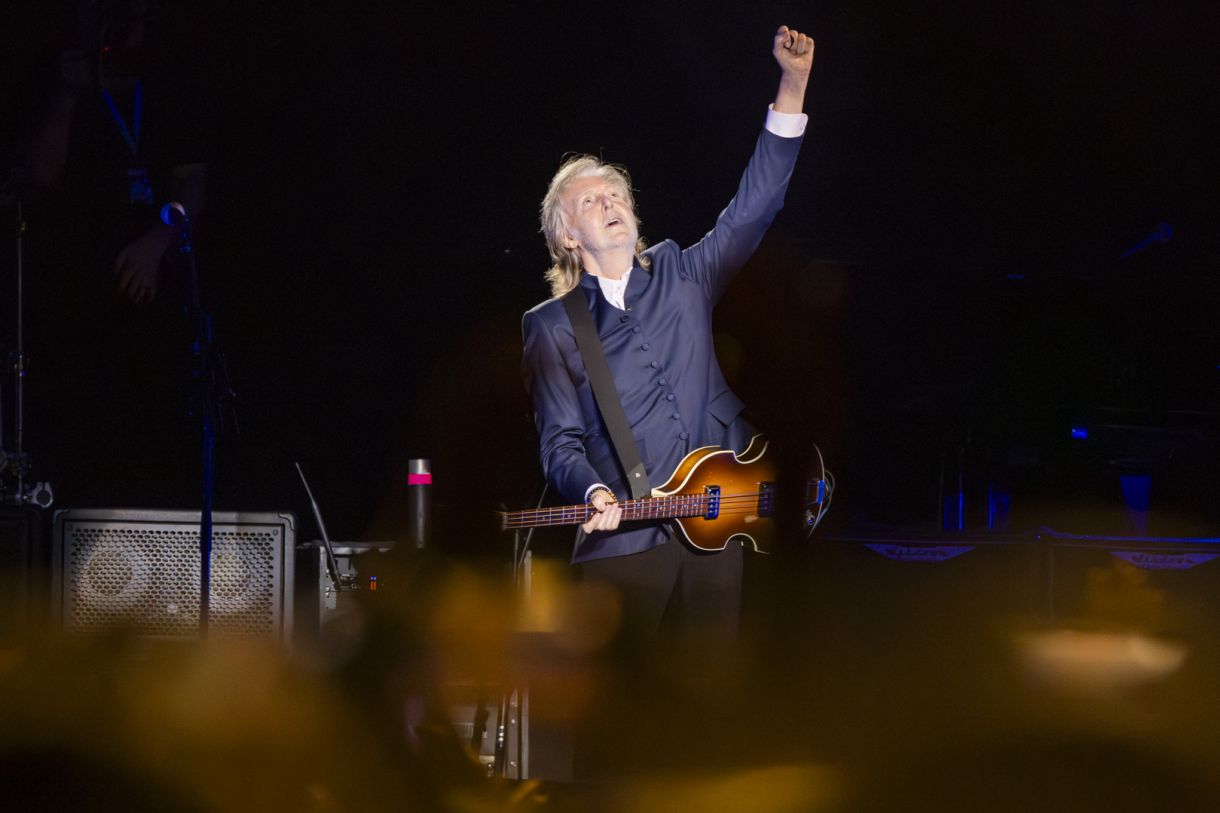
[572,536,747,778]
[577,533,744,646]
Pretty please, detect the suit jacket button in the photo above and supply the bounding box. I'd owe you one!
[671,412,680,420]
[679,431,689,440]
[650,361,660,368]
[666,393,675,401]
[641,343,651,351]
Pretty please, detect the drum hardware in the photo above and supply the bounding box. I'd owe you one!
[0,186,52,508]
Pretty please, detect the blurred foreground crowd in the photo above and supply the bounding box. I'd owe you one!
[3,542,1220,812]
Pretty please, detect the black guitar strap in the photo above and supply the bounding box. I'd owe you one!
[562,287,652,500]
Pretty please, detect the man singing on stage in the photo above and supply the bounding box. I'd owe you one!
[522,25,814,647]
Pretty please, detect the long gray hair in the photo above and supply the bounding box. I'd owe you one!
[539,155,649,297]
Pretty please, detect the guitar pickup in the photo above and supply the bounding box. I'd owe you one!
[758,482,776,517]
[703,485,720,520]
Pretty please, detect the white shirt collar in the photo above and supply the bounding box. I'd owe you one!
[595,267,632,311]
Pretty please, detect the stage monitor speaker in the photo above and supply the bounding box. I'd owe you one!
[806,532,1048,649]
[52,509,297,643]
[445,682,526,777]
[437,553,575,782]
[1045,534,1220,640]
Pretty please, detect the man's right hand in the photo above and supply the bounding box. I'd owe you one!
[582,488,623,534]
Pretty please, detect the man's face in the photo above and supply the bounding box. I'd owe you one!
[560,175,639,260]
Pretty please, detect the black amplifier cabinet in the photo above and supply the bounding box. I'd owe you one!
[52,509,297,643]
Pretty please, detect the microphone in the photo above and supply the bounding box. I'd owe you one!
[160,201,189,226]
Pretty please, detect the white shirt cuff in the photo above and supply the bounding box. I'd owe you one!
[765,105,808,138]
[585,483,613,503]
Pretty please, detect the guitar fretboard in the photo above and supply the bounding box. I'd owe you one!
[501,493,711,530]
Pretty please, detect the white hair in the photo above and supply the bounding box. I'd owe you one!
[539,155,649,297]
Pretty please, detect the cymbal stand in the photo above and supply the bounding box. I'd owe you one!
[1,194,52,507]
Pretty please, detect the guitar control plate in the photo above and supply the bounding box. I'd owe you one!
[759,481,776,517]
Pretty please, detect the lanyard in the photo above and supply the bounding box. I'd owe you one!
[100,81,143,158]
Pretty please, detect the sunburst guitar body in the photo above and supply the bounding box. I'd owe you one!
[500,435,777,552]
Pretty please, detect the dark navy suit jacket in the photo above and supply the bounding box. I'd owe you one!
[522,127,803,563]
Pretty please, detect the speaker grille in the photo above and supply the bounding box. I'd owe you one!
[55,510,295,640]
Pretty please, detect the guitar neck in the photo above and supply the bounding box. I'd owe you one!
[500,493,708,531]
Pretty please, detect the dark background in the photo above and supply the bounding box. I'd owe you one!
[3,1,1218,554]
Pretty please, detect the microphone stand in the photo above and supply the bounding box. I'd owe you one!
[11,199,26,503]
[493,480,548,778]
[1,176,54,508]
[2,197,22,494]
[1,185,28,502]
[167,205,218,639]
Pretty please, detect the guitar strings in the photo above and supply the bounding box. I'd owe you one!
[500,493,766,520]
[500,492,773,527]
[501,493,768,519]
[500,508,770,529]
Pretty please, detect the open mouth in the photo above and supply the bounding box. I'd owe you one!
[605,218,622,228]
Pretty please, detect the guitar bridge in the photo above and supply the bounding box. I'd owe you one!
[703,485,720,520]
